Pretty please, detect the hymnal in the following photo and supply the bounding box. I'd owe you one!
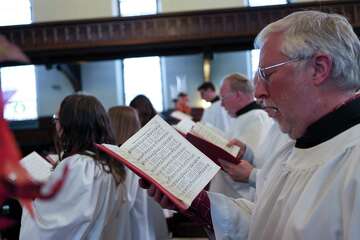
[97,115,220,211]
[174,119,241,166]
[20,152,53,182]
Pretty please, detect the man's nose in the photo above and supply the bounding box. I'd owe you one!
[254,79,268,100]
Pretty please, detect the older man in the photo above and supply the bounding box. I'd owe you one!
[144,10,360,240]
[210,10,360,239]
[209,73,273,200]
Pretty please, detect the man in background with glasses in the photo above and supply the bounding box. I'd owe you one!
[209,73,273,201]
[145,10,360,240]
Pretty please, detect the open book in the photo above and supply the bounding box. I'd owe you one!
[20,152,54,182]
[170,110,192,121]
[174,119,241,166]
[96,115,220,211]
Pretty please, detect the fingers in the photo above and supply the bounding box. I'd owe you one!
[226,138,245,148]
[138,178,151,189]
[226,138,240,147]
[148,184,156,196]
[218,158,236,172]
[147,184,176,209]
[236,144,246,161]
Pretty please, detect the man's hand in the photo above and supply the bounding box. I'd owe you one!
[139,178,177,210]
[218,158,254,182]
[226,138,247,161]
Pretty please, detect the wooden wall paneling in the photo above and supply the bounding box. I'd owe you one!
[0,1,358,65]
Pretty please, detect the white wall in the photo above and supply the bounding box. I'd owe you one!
[81,60,124,110]
[35,66,73,115]
[161,54,203,109]
[31,0,122,116]
[160,0,247,13]
[212,51,252,87]
[31,0,119,22]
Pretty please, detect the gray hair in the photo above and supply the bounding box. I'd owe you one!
[254,10,360,91]
[224,73,254,95]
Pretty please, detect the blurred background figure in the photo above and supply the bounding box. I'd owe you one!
[109,106,169,240]
[197,82,231,132]
[129,95,157,127]
[175,92,191,115]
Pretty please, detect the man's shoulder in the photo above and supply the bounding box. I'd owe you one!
[235,109,271,124]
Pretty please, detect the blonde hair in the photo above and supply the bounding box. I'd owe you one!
[108,106,141,146]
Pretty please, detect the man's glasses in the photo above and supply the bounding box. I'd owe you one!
[220,92,236,101]
[257,58,301,82]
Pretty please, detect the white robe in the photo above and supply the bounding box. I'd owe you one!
[210,123,360,240]
[209,109,273,200]
[20,154,131,240]
[201,100,231,132]
[251,122,293,198]
[125,168,168,240]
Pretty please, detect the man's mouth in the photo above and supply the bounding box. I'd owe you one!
[257,100,279,117]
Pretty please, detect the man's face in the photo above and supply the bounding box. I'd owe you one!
[178,96,189,105]
[220,80,238,117]
[199,89,215,102]
[255,33,313,139]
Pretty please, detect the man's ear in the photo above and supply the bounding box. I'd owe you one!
[311,53,332,86]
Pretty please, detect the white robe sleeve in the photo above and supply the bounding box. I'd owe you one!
[342,155,360,240]
[209,192,254,240]
[20,155,121,240]
[125,169,158,240]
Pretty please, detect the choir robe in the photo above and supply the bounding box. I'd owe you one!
[209,97,360,240]
[250,122,293,198]
[20,154,131,240]
[210,103,273,200]
[201,99,231,132]
[125,169,168,240]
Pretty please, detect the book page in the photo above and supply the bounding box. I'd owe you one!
[173,118,195,134]
[170,111,192,121]
[191,122,241,157]
[21,152,53,182]
[103,115,220,207]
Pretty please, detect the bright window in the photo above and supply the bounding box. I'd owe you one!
[119,0,157,17]
[0,0,37,120]
[250,49,260,79]
[248,0,287,7]
[123,57,163,111]
[120,0,163,111]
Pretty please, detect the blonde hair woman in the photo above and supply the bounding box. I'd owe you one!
[108,106,161,240]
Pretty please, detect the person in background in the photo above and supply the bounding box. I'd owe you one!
[198,82,231,132]
[209,73,273,201]
[175,92,192,115]
[20,94,129,239]
[109,106,163,240]
[126,98,170,239]
[129,95,157,127]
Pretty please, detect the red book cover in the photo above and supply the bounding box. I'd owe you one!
[96,144,189,211]
[185,133,241,167]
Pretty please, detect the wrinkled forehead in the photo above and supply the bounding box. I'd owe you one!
[220,79,231,94]
[259,33,286,66]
